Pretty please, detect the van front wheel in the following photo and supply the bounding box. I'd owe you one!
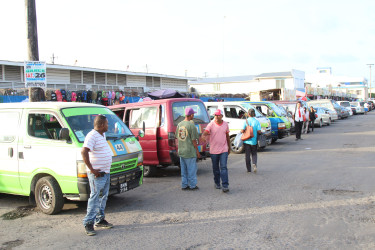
[143,165,158,177]
[35,176,64,215]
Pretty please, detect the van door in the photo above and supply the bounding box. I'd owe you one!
[0,109,22,194]
[222,105,247,136]
[126,106,159,165]
[18,111,78,194]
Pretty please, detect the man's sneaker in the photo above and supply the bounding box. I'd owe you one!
[85,223,96,236]
[252,164,257,173]
[222,187,229,193]
[190,186,199,190]
[215,184,221,189]
[181,186,189,190]
[95,219,113,229]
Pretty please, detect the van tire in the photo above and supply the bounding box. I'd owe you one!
[143,165,158,177]
[271,138,277,143]
[35,176,64,215]
[230,136,244,154]
[319,119,323,128]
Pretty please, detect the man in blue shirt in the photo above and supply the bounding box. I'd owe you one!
[241,109,261,173]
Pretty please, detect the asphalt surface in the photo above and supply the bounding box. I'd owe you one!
[1,112,375,249]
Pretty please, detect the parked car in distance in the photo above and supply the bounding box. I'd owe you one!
[350,102,365,114]
[345,107,353,116]
[338,105,349,119]
[337,101,351,108]
[307,100,339,121]
[313,107,331,127]
[350,104,358,115]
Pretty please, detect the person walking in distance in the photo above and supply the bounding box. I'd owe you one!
[309,106,316,132]
[294,101,305,141]
[202,109,231,192]
[82,115,113,236]
[303,107,310,134]
[176,107,201,190]
[241,109,261,173]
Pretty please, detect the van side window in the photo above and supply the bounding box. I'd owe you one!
[28,113,63,140]
[0,112,19,142]
[130,107,157,128]
[206,106,218,120]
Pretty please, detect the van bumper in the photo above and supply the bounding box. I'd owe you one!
[73,167,143,201]
[278,129,290,139]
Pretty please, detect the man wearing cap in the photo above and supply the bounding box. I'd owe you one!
[176,107,201,190]
[202,109,231,192]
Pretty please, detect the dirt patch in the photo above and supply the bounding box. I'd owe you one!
[322,189,362,196]
[0,239,24,250]
[1,206,35,220]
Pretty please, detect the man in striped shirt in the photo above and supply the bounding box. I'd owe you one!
[82,115,113,236]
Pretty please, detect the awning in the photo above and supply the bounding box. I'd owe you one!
[296,89,306,97]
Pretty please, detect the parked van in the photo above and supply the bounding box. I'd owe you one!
[307,99,339,120]
[246,101,291,143]
[110,98,210,177]
[204,102,271,153]
[0,102,144,214]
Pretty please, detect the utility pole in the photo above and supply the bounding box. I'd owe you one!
[367,64,374,99]
[25,0,40,102]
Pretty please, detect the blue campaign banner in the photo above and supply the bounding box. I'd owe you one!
[0,95,28,103]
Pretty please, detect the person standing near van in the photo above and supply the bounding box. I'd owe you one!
[176,108,201,190]
[82,115,113,236]
[309,106,316,132]
[294,101,305,140]
[241,109,261,173]
[202,109,231,192]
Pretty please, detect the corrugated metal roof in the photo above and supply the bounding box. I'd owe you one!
[0,60,188,80]
[255,72,293,78]
[190,75,256,84]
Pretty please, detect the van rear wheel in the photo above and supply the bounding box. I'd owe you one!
[35,176,64,215]
[143,165,158,177]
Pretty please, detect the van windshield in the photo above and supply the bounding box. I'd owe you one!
[339,101,350,107]
[240,103,264,118]
[267,103,285,117]
[62,107,133,143]
[172,101,210,125]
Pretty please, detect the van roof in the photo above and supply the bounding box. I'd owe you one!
[0,102,104,110]
[203,101,247,105]
[111,98,203,109]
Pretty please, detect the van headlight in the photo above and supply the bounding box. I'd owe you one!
[278,123,286,129]
[261,127,266,133]
[137,152,143,166]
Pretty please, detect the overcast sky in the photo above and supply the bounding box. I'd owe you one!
[1,0,375,79]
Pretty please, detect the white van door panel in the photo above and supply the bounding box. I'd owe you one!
[0,110,22,194]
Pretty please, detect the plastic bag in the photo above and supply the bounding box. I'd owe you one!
[234,132,244,148]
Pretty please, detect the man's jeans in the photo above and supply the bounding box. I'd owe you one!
[180,157,197,188]
[210,152,229,188]
[83,172,110,226]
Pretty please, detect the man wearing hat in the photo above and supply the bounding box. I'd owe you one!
[176,107,201,190]
[202,109,231,192]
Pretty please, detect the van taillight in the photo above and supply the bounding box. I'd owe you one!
[168,132,176,147]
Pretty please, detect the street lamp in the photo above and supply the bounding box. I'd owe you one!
[367,64,373,100]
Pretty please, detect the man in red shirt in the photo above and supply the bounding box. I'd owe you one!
[202,109,231,192]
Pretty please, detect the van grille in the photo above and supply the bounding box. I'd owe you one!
[111,159,138,174]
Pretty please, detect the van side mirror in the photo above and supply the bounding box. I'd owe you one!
[59,128,71,142]
[138,130,145,138]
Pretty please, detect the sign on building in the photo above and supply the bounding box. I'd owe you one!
[24,61,47,88]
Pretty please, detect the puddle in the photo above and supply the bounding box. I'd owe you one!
[1,239,24,249]
[322,189,362,195]
[1,206,35,220]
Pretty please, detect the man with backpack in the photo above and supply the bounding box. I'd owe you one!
[241,109,261,173]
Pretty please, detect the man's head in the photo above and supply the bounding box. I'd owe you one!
[185,107,196,120]
[214,109,223,123]
[297,101,301,108]
[248,109,256,117]
[94,115,108,133]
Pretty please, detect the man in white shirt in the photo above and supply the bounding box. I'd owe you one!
[294,101,305,141]
[82,115,113,236]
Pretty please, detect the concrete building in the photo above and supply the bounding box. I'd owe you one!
[0,60,189,93]
[305,67,368,100]
[189,69,305,101]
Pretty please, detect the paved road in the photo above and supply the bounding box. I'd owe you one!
[1,112,375,249]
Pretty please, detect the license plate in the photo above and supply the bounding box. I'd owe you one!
[119,182,128,193]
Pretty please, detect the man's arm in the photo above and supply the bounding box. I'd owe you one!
[192,140,201,159]
[81,147,100,177]
[226,133,231,155]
